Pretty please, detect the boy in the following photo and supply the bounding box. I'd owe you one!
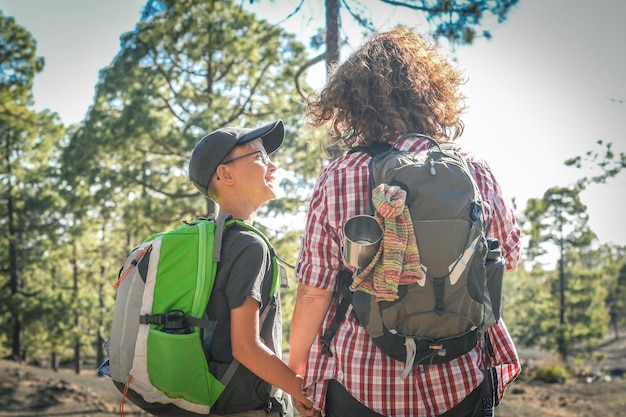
[189,120,317,416]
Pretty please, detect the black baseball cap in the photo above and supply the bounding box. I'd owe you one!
[188,120,284,197]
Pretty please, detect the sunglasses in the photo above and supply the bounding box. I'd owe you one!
[222,149,271,166]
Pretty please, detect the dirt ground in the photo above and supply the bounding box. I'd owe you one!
[1,334,625,417]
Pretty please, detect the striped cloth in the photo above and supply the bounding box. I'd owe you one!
[350,184,425,301]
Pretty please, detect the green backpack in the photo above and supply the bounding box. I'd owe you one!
[99,214,282,416]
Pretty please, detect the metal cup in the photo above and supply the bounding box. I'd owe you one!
[343,215,383,269]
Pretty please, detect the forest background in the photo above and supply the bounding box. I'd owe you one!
[1,0,625,389]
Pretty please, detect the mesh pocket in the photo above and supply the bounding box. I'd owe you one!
[147,328,224,406]
[484,257,504,326]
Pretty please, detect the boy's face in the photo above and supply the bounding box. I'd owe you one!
[218,138,278,205]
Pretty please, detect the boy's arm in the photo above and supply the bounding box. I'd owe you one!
[230,296,317,415]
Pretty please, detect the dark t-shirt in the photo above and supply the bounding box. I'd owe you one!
[206,223,286,414]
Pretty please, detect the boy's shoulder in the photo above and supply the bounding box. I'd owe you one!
[221,223,271,259]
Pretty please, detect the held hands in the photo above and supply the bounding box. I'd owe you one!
[293,374,321,417]
[294,398,321,417]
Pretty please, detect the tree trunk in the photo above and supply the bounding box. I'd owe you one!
[325,0,340,73]
[51,351,58,372]
[324,0,343,160]
[6,137,23,361]
[558,215,567,363]
[11,316,22,362]
[96,278,105,377]
[72,244,82,375]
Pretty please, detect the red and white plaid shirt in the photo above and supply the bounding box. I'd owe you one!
[296,136,522,416]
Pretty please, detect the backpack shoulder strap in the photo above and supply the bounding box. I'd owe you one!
[348,142,394,156]
[482,331,498,414]
[220,216,281,300]
[319,270,354,357]
[212,214,233,262]
[393,133,440,150]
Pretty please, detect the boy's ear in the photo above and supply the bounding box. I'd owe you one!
[215,164,234,183]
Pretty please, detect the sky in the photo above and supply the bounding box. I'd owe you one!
[1,0,625,255]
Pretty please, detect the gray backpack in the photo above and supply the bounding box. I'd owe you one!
[320,134,505,378]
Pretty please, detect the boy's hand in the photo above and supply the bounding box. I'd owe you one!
[294,399,321,417]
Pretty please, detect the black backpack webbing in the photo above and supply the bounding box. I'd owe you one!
[482,332,498,416]
[319,270,354,357]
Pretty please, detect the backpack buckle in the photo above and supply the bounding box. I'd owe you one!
[319,331,334,357]
[429,344,447,357]
[471,201,483,221]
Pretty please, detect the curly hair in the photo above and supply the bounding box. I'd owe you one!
[306,27,467,151]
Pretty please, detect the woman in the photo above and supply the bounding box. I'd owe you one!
[289,27,522,417]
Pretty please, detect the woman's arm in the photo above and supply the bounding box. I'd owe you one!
[288,282,334,376]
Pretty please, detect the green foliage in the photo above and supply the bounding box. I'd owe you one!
[565,140,626,188]
[278,0,520,49]
[502,268,547,346]
[523,186,595,265]
[0,10,67,359]
[504,258,611,360]
[64,0,317,234]
[608,261,626,331]
[515,143,626,361]
[528,361,570,384]
[377,0,520,44]
[0,12,44,102]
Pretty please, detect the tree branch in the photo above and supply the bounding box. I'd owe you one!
[294,52,326,100]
